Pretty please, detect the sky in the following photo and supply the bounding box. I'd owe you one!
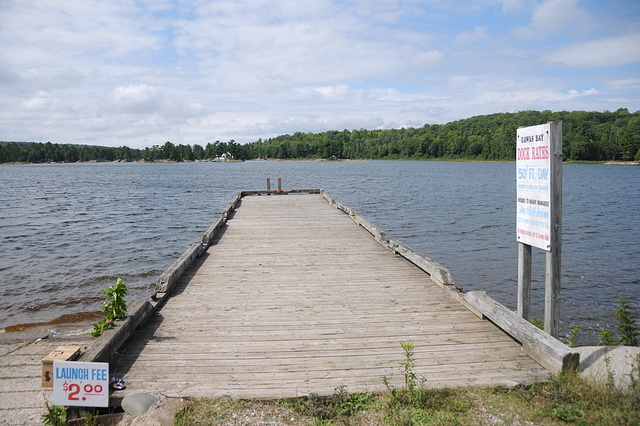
[1,0,639,149]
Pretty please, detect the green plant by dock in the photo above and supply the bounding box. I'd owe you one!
[530,295,639,348]
[91,277,127,337]
[600,295,639,347]
[42,402,66,426]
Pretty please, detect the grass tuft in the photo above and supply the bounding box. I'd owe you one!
[286,386,376,424]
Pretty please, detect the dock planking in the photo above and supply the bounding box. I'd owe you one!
[112,193,549,400]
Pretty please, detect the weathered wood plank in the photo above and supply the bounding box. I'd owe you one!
[353,214,388,243]
[121,330,515,347]
[155,242,204,293]
[118,352,536,373]
[464,290,579,375]
[112,370,538,401]
[113,361,541,383]
[387,240,455,286]
[201,217,224,247]
[320,189,355,215]
[118,341,528,358]
[221,191,242,220]
[137,311,483,325]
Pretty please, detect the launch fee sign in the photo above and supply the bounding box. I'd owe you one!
[53,361,109,407]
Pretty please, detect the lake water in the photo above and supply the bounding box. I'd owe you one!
[1,161,638,344]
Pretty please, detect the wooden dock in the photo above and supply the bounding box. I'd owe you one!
[108,192,552,400]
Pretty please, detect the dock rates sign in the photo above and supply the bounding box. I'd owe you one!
[516,123,552,251]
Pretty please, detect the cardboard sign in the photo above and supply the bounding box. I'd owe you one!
[53,361,109,407]
[516,123,552,251]
[41,346,81,388]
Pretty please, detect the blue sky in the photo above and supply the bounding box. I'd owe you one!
[1,0,639,148]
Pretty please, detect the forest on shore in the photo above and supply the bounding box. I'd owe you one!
[2,109,639,164]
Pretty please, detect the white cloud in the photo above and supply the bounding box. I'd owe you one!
[455,26,490,44]
[107,85,164,114]
[606,78,640,92]
[545,33,640,69]
[514,0,593,40]
[581,88,600,96]
[567,88,600,98]
[1,0,163,65]
[172,0,441,91]
[314,85,351,97]
[21,95,55,112]
[500,0,531,13]
[411,50,445,68]
[139,0,175,13]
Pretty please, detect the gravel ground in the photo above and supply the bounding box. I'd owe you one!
[117,398,305,425]
[0,325,93,426]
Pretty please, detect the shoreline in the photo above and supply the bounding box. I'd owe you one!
[0,321,93,344]
[1,311,100,344]
[602,161,640,165]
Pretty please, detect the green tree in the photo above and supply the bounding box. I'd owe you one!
[193,144,205,160]
[227,140,243,159]
[162,141,175,160]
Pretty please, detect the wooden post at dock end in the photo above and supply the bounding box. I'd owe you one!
[278,178,282,191]
[545,121,563,339]
[517,243,532,320]
[266,178,270,191]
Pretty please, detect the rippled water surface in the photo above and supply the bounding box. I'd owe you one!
[1,161,638,343]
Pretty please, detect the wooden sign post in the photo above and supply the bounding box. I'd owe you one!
[516,121,562,338]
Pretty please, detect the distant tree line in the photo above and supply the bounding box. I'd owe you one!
[2,109,639,164]
[139,140,244,162]
[243,109,640,162]
[0,140,244,163]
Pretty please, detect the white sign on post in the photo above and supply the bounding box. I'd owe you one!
[516,121,562,338]
[53,361,109,407]
[516,123,552,251]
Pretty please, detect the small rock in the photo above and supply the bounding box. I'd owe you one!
[121,393,159,417]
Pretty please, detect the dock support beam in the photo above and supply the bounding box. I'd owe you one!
[545,121,563,338]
